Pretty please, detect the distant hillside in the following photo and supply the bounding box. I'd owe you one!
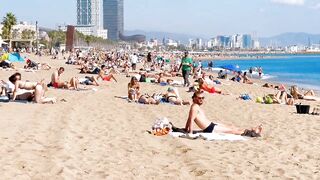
[259,32,320,47]
[124,30,206,44]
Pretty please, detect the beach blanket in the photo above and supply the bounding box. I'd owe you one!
[170,132,247,141]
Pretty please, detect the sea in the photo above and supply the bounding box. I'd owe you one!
[201,55,320,91]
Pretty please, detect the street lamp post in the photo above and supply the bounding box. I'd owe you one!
[36,21,39,54]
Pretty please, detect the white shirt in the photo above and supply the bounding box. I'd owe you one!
[131,55,138,64]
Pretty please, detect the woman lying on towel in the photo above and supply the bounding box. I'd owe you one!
[290,86,319,101]
[163,87,190,105]
[198,78,228,95]
[9,72,56,104]
[138,94,160,105]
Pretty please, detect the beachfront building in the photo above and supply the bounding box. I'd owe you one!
[0,21,37,49]
[146,38,160,48]
[76,0,108,39]
[103,0,124,41]
[163,38,178,47]
[196,38,203,50]
[253,40,260,49]
[230,34,242,49]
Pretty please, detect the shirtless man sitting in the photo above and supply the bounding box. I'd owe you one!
[97,65,118,82]
[50,67,79,90]
[183,91,262,137]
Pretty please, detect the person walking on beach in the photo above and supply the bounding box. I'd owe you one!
[258,66,263,78]
[130,53,138,71]
[183,91,262,137]
[178,51,193,87]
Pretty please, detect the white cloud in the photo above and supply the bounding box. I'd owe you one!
[271,0,305,6]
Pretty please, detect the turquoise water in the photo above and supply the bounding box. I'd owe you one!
[203,55,320,91]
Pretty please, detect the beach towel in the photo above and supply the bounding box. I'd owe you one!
[170,132,247,141]
[0,96,9,103]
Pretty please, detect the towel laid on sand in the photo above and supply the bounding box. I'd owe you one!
[170,132,247,141]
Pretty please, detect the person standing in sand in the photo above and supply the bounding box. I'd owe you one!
[178,51,193,87]
[183,91,262,137]
[51,67,79,90]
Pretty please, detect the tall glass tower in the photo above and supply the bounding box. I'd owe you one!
[103,0,124,40]
[77,0,101,28]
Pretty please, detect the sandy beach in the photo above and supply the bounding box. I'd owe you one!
[1,54,320,179]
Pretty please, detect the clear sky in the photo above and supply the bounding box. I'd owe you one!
[0,0,320,37]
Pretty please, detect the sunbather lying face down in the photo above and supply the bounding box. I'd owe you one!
[8,72,56,104]
[183,91,262,137]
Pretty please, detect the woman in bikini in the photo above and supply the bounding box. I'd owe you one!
[128,76,140,102]
[163,87,190,105]
[9,72,56,104]
[290,86,319,101]
[138,94,160,105]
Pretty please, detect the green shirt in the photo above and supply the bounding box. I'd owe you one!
[181,57,193,71]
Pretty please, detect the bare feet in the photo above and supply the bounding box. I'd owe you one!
[254,124,263,135]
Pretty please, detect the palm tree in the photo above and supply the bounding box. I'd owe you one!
[85,35,93,46]
[1,12,17,40]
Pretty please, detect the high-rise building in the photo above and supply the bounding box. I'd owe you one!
[103,0,124,40]
[76,0,107,39]
[242,34,252,49]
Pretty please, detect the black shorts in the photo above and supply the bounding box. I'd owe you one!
[203,122,217,133]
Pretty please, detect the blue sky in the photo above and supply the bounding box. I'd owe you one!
[0,0,320,37]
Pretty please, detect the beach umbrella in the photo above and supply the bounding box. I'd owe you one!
[8,53,25,63]
[220,64,240,72]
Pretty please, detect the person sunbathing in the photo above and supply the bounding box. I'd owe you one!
[180,91,262,137]
[267,91,294,105]
[163,87,190,105]
[128,76,140,102]
[50,67,79,90]
[97,65,118,82]
[24,59,51,70]
[242,72,253,84]
[290,86,319,101]
[138,94,160,105]
[79,76,99,86]
[198,78,227,95]
[157,73,166,83]
[230,71,242,82]
[9,72,56,104]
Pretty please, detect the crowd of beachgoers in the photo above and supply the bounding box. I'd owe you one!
[1,48,320,137]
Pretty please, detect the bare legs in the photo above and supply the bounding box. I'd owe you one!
[69,77,79,90]
[214,123,263,136]
[34,85,56,104]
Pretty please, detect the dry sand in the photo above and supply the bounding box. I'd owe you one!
[0,53,320,179]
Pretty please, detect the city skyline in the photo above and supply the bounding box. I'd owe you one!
[0,0,320,38]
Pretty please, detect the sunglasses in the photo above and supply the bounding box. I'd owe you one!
[196,96,205,100]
